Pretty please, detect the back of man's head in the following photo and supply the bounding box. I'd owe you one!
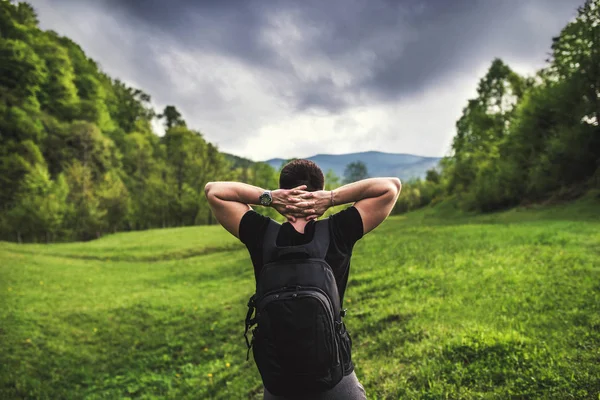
[279,159,324,192]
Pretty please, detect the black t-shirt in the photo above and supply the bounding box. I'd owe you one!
[239,206,364,301]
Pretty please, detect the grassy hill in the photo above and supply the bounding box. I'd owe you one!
[1,197,599,399]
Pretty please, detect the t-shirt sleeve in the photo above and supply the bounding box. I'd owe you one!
[239,209,271,249]
[329,206,364,251]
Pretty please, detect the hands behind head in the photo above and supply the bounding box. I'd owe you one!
[271,185,332,222]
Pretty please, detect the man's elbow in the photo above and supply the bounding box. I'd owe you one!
[204,182,218,203]
[204,182,213,195]
[389,178,401,196]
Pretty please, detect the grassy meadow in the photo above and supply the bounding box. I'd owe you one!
[1,195,600,399]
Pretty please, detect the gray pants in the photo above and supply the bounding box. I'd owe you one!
[263,371,367,400]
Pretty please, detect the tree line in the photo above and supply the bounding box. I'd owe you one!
[395,0,599,214]
[1,1,598,242]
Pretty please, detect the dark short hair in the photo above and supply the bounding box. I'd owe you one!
[279,159,324,192]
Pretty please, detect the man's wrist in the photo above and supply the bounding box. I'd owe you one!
[259,190,273,206]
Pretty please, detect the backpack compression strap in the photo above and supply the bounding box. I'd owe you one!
[261,219,330,265]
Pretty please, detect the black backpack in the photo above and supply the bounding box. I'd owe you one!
[244,219,353,396]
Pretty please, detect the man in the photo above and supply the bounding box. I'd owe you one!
[205,159,401,399]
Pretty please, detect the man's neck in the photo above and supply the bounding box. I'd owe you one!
[289,218,310,234]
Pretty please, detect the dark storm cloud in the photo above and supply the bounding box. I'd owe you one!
[35,0,582,112]
[66,0,579,112]
[104,0,273,65]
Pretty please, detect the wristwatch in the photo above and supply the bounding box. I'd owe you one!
[259,190,272,206]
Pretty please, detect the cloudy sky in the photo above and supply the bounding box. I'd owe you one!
[31,0,581,161]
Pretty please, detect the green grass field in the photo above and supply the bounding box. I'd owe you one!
[1,195,600,399]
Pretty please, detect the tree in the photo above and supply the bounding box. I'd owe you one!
[158,105,186,130]
[445,59,529,208]
[0,140,45,211]
[343,161,369,184]
[13,2,38,27]
[7,162,68,242]
[162,127,217,225]
[106,79,154,133]
[66,121,121,180]
[0,38,46,107]
[425,168,440,184]
[325,169,341,190]
[549,0,600,126]
[97,171,129,233]
[64,161,105,240]
[34,33,80,118]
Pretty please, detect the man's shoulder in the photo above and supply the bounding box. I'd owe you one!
[329,206,363,227]
[239,209,272,245]
[328,206,364,245]
[241,209,271,224]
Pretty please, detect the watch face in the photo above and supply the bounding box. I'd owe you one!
[259,192,272,206]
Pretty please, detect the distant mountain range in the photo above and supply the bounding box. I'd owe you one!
[225,151,441,181]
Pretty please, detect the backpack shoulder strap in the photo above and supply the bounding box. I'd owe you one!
[262,219,280,265]
[310,219,330,259]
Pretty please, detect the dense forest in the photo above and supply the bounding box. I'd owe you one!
[0,1,286,242]
[0,0,598,242]
[396,0,600,213]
